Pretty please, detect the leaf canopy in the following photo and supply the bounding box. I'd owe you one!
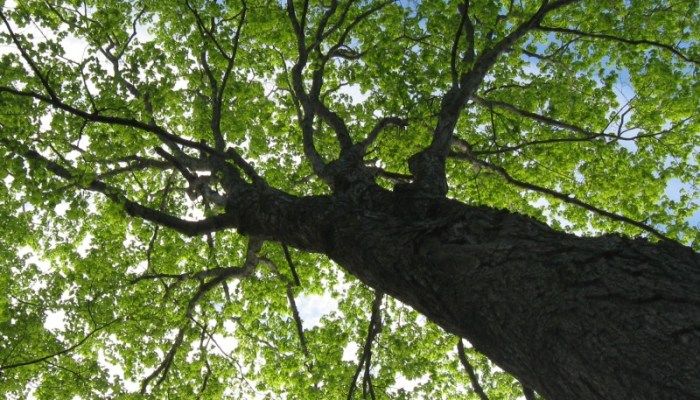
[0,0,697,398]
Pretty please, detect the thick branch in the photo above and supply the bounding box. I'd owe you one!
[0,138,234,236]
[414,0,580,195]
[522,384,537,400]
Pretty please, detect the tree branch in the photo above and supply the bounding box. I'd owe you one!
[451,0,474,84]
[537,25,700,66]
[0,138,235,236]
[0,319,119,371]
[0,11,59,100]
[414,0,580,195]
[282,244,302,286]
[460,112,690,156]
[449,146,674,242]
[457,338,489,400]
[347,292,383,400]
[0,86,208,156]
[522,383,537,400]
[0,84,263,185]
[473,95,599,137]
[140,237,263,394]
[261,251,310,358]
[286,284,310,358]
[360,116,408,151]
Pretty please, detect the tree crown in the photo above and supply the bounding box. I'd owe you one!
[0,0,697,398]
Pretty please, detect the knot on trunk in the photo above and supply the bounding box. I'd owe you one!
[402,150,448,197]
[324,146,375,194]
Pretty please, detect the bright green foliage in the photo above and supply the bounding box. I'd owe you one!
[0,0,697,398]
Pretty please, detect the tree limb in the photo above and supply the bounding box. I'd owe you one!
[360,117,408,151]
[282,244,302,286]
[522,383,537,400]
[0,319,119,371]
[449,146,674,242]
[457,338,489,400]
[414,0,580,195]
[0,11,58,100]
[537,25,700,66]
[347,292,383,400]
[0,138,235,236]
[140,237,263,393]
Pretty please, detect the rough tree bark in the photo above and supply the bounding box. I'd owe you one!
[220,183,700,400]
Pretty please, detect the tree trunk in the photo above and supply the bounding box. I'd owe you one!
[226,184,700,400]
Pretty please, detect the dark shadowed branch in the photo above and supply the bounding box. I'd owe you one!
[360,117,408,151]
[140,237,263,393]
[472,95,601,137]
[0,9,262,187]
[463,99,691,155]
[0,138,236,236]
[188,316,256,393]
[457,338,489,400]
[408,0,580,196]
[347,292,383,400]
[140,323,189,393]
[286,285,310,358]
[450,0,474,84]
[522,383,537,400]
[187,0,248,152]
[260,252,311,360]
[0,11,58,99]
[282,244,302,286]
[286,0,397,183]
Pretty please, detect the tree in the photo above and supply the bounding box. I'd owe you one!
[0,0,698,398]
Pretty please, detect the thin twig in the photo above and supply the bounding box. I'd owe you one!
[0,319,120,371]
